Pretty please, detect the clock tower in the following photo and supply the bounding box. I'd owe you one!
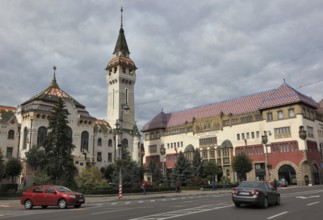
[106,8,140,161]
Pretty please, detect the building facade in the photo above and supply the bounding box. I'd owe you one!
[142,83,323,186]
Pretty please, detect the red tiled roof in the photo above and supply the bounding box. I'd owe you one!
[0,105,16,112]
[142,83,319,131]
[259,83,318,110]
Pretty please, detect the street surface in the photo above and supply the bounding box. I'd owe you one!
[1,185,322,220]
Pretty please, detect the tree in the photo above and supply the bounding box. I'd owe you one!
[204,160,219,182]
[232,152,253,182]
[5,158,22,183]
[114,148,143,189]
[75,165,109,192]
[173,152,192,186]
[104,164,115,183]
[25,145,46,171]
[147,160,163,185]
[0,149,5,180]
[44,98,76,186]
[190,149,206,186]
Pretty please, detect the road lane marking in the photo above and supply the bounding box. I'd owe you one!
[267,211,288,219]
[296,195,320,199]
[91,207,134,215]
[307,201,319,206]
[129,204,233,220]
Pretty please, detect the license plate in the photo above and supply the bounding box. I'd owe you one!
[79,199,84,202]
[239,192,249,195]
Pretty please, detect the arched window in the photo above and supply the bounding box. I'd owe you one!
[66,126,73,142]
[37,126,47,147]
[122,138,128,148]
[97,138,102,146]
[108,139,113,147]
[8,130,15,139]
[23,127,28,149]
[81,131,89,151]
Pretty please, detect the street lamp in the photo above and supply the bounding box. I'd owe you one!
[160,144,166,177]
[115,103,129,200]
[299,126,310,186]
[261,131,272,181]
[299,126,307,141]
[115,119,123,200]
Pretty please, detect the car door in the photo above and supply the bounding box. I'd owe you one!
[32,186,45,205]
[263,182,275,204]
[44,186,58,206]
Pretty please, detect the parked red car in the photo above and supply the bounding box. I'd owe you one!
[21,185,85,209]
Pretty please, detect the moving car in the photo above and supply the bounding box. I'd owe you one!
[232,181,280,208]
[21,185,85,209]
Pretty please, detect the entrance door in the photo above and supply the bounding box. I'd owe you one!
[278,164,297,185]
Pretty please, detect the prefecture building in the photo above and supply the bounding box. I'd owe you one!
[142,83,323,186]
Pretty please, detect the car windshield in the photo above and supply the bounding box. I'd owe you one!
[238,182,261,189]
[54,186,72,192]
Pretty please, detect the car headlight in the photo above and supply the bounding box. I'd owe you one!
[69,195,76,199]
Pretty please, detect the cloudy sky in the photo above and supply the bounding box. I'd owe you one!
[1,0,323,130]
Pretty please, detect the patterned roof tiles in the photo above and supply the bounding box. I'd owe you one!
[259,83,318,109]
[142,83,320,131]
[22,76,85,108]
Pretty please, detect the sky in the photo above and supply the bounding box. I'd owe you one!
[1,0,323,130]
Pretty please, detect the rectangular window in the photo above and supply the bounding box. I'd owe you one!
[6,147,13,159]
[256,131,260,138]
[246,132,250,139]
[277,111,284,119]
[156,132,160,139]
[288,109,295,118]
[167,143,170,149]
[145,133,149,141]
[149,145,157,153]
[307,126,314,138]
[237,134,240,140]
[267,112,273,121]
[241,133,245,140]
[251,132,255,138]
[150,132,154,140]
[108,153,112,162]
[97,152,102,162]
[274,127,291,138]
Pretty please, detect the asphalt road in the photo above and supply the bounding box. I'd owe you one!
[1,186,323,220]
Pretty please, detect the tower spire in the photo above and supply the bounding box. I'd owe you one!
[50,66,58,87]
[120,6,123,28]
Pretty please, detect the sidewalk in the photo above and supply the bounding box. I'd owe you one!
[0,189,231,208]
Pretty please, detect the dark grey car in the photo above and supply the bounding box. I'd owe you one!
[232,181,280,208]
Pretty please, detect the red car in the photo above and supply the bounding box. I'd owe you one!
[21,185,85,209]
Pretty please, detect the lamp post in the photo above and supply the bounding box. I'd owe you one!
[261,131,272,181]
[115,103,130,200]
[299,126,310,186]
[115,119,123,200]
[160,144,166,177]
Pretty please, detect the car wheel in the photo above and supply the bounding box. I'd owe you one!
[234,202,241,208]
[74,204,81,208]
[262,197,268,209]
[58,199,67,209]
[275,196,281,205]
[24,200,33,210]
[41,206,48,209]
